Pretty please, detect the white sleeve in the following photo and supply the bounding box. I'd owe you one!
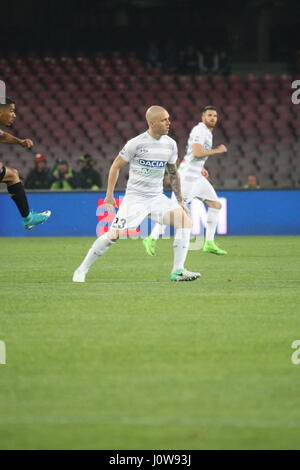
[191,128,206,146]
[119,138,136,162]
[168,140,178,164]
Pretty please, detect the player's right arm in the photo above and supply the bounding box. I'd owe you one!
[192,143,227,159]
[104,155,127,207]
[0,129,33,148]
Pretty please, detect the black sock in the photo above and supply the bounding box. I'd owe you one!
[7,182,30,218]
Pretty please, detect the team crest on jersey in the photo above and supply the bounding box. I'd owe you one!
[137,147,149,156]
[138,159,166,168]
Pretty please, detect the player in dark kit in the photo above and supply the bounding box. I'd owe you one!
[0,97,51,229]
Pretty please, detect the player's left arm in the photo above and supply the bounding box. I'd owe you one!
[192,142,227,158]
[166,163,188,213]
[0,129,33,148]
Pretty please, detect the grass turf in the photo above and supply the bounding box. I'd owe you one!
[0,235,299,450]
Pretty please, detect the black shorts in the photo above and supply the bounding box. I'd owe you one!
[0,166,6,182]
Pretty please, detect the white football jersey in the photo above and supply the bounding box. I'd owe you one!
[119,131,178,197]
[180,122,213,181]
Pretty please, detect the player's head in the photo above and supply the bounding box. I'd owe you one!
[202,105,217,129]
[146,105,170,137]
[0,97,16,127]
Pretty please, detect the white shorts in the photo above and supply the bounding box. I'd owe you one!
[173,175,219,203]
[112,193,180,230]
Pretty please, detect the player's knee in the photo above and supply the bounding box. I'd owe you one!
[107,229,119,242]
[7,167,20,182]
[13,168,19,178]
[184,217,193,229]
[180,211,192,229]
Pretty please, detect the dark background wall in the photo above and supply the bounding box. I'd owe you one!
[0,0,300,62]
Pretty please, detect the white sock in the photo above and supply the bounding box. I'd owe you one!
[78,233,115,272]
[206,208,220,241]
[172,228,191,272]
[151,223,166,240]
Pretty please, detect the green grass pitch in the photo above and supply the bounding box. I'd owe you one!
[0,235,299,450]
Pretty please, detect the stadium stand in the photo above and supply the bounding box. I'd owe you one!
[1,51,299,189]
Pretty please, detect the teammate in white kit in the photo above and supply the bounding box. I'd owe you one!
[143,106,228,256]
[73,106,200,282]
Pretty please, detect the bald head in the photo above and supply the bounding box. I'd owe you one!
[146,106,168,124]
[145,105,170,139]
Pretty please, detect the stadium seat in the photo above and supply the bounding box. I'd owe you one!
[2,51,298,189]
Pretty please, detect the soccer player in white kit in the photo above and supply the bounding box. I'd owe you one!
[73,106,200,282]
[143,106,228,256]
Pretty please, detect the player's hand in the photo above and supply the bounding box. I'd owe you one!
[104,195,117,210]
[20,139,33,149]
[201,168,209,179]
[179,201,190,215]
[216,144,227,154]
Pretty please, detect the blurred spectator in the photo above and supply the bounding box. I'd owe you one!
[243,175,260,189]
[25,153,52,189]
[50,159,77,190]
[76,154,102,190]
[198,45,219,74]
[218,50,231,75]
[145,41,161,70]
[162,38,178,72]
[179,44,199,74]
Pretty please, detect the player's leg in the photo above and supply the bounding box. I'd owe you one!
[143,222,166,256]
[162,206,200,282]
[73,195,149,283]
[73,228,119,282]
[0,163,50,229]
[191,175,227,255]
[143,189,186,257]
[203,199,227,255]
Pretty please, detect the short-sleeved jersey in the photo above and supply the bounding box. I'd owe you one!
[180,122,213,181]
[119,131,178,197]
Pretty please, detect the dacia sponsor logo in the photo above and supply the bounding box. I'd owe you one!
[138,159,166,168]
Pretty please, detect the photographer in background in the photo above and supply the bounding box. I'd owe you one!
[76,154,102,190]
[50,158,77,190]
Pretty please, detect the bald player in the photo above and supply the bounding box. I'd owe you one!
[0,97,51,229]
[73,105,200,282]
[143,105,228,256]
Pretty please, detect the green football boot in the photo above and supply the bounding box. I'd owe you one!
[203,240,227,255]
[143,236,157,256]
[170,268,201,282]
